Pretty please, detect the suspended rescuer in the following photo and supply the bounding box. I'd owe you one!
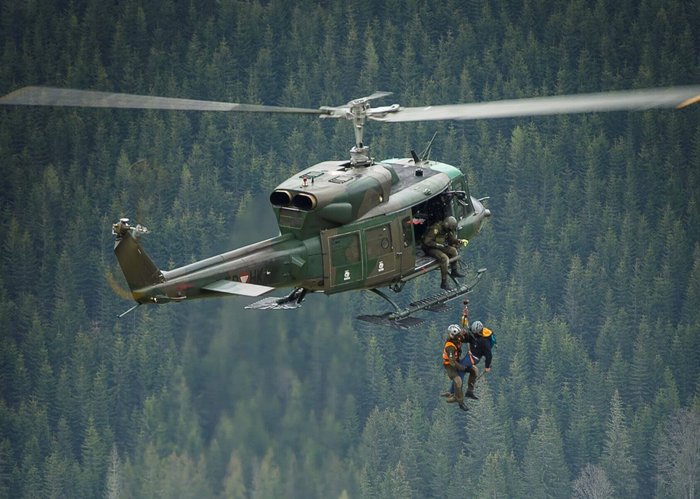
[442,299,476,400]
[422,216,468,290]
[442,324,470,412]
[465,320,495,396]
[440,325,479,401]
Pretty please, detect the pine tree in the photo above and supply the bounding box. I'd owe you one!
[250,449,283,499]
[363,335,390,414]
[167,452,214,498]
[564,255,586,332]
[566,382,603,473]
[221,451,247,499]
[357,407,392,482]
[104,444,122,499]
[681,245,700,325]
[521,411,570,498]
[600,390,637,498]
[425,403,461,498]
[476,451,523,498]
[79,417,105,499]
[671,322,700,402]
[0,439,10,498]
[463,378,508,466]
[381,460,413,499]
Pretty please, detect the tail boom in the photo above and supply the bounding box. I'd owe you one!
[111,217,314,307]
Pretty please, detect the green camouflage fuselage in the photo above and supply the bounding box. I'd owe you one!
[114,157,490,305]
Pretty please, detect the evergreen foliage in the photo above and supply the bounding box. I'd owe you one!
[1,0,699,497]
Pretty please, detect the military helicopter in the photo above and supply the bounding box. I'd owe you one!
[2,85,699,328]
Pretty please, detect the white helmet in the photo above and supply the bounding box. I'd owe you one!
[447,324,462,340]
[471,320,484,335]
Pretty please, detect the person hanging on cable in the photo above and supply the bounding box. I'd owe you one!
[441,324,470,411]
[464,320,496,399]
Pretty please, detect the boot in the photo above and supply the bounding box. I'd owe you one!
[440,278,451,290]
[458,402,469,411]
[450,265,465,278]
[466,391,479,400]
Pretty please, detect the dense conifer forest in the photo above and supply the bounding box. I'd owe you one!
[1,0,699,497]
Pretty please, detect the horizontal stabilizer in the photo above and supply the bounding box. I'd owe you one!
[202,280,274,297]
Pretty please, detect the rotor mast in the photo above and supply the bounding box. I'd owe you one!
[348,97,370,165]
[320,91,400,166]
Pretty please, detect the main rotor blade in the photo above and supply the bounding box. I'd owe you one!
[361,91,393,102]
[0,86,324,115]
[371,86,700,122]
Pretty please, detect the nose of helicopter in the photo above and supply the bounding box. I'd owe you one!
[471,197,491,219]
[457,197,491,240]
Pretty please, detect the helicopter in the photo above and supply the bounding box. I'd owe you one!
[2,85,699,329]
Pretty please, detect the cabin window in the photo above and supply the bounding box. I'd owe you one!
[330,233,360,265]
[366,225,392,258]
[450,179,470,218]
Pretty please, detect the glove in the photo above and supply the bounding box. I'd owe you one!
[460,239,469,247]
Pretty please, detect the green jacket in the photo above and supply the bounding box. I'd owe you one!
[422,222,459,249]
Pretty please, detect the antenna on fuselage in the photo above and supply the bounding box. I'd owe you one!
[410,131,439,177]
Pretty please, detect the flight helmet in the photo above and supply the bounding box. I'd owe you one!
[447,324,462,340]
[443,216,458,231]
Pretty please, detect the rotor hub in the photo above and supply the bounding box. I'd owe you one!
[320,92,400,166]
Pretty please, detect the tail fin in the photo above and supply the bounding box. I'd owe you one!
[112,219,163,291]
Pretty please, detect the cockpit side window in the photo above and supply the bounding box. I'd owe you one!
[450,178,472,219]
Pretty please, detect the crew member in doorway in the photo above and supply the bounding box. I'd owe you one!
[422,216,468,290]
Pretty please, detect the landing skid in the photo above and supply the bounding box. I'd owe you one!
[245,287,307,310]
[357,268,487,330]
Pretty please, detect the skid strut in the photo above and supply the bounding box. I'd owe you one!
[358,268,486,330]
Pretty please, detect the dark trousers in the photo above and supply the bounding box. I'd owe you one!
[425,246,458,279]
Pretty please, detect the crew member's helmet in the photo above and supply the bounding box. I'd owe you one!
[447,324,462,340]
[443,216,458,231]
[471,320,484,335]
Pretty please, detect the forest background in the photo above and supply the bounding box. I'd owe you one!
[1,0,699,497]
